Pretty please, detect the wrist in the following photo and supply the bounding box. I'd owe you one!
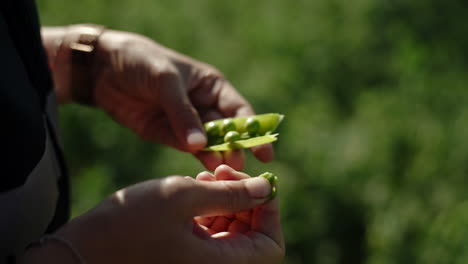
[51,24,106,105]
[22,236,81,264]
[52,199,134,264]
[52,214,111,264]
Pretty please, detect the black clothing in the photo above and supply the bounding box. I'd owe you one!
[0,0,69,261]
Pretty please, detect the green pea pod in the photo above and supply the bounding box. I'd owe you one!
[203,113,284,135]
[202,113,284,151]
[203,134,279,151]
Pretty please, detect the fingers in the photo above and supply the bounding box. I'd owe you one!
[189,164,283,263]
[218,82,274,162]
[208,197,284,264]
[207,80,276,164]
[222,150,245,171]
[194,152,223,171]
[159,72,207,152]
[197,164,251,181]
[195,166,251,236]
[196,171,216,181]
[228,220,250,233]
[216,80,254,118]
[250,144,275,163]
[214,164,250,181]
[200,109,223,123]
[182,176,272,217]
[194,216,215,227]
[235,211,252,225]
[251,196,284,250]
[189,74,223,111]
[210,216,231,233]
[192,74,275,166]
[192,219,213,239]
[194,149,244,171]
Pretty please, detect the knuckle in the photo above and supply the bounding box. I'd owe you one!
[205,69,223,78]
[219,181,244,211]
[160,176,196,201]
[155,62,178,79]
[200,66,224,80]
[172,102,198,120]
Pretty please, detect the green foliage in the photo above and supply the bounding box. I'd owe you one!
[38,0,468,263]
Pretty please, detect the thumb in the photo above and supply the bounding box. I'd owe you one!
[184,176,273,217]
[159,72,206,152]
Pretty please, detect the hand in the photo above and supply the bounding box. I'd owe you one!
[194,165,278,239]
[27,165,284,263]
[89,29,274,170]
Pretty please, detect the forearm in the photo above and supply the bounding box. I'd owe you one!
[41,26,69,103]
[22,241,79,264]
[41,26,66,69]
[21,203,118,264]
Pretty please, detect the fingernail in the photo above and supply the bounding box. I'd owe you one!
[245,177,271,199]
[187,128,207,147]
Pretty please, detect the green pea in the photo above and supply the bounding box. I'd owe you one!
[205,121,220,136]
[208,137,224,146]
[224,131,241,143]
[260,172,278,186]
[222,119,236,133]
[201,113,284,151]
[259,172,278,200]
[240,132,250,140]
[245,117,260,135]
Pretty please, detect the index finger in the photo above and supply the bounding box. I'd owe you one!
[216,79,275,163]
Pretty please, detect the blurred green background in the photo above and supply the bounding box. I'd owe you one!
[37,0,468,263]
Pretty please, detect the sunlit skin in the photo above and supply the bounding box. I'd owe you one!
[24,165,284,263]
[195,166,267,235]
[192,165,285,263]
[20,26,284,263]
[42,27,274,171]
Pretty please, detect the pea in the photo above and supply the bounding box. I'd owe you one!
[240,132,250,140]
[259,172,278,186]
[205,121,220,136]
[224,131,241,143]
[259,172,278,200]
[222,119,236,134]
[201,113,284,151]
[208,137,224,146]
[245,117,260,136]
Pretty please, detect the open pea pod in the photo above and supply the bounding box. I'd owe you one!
[203,134,279,151]
[203,113,284,135]
[202,113,284,151]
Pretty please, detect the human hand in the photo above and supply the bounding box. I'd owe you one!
[194,165,282,240]
[36,165,284,264]
[88,29,273,170]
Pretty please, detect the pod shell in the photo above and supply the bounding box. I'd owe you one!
[202,113,284,151]
[204,134,278,151]
[203,113,284,135]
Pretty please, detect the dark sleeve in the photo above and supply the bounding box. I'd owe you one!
[0,2,70,262]
[0,12,46,192]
